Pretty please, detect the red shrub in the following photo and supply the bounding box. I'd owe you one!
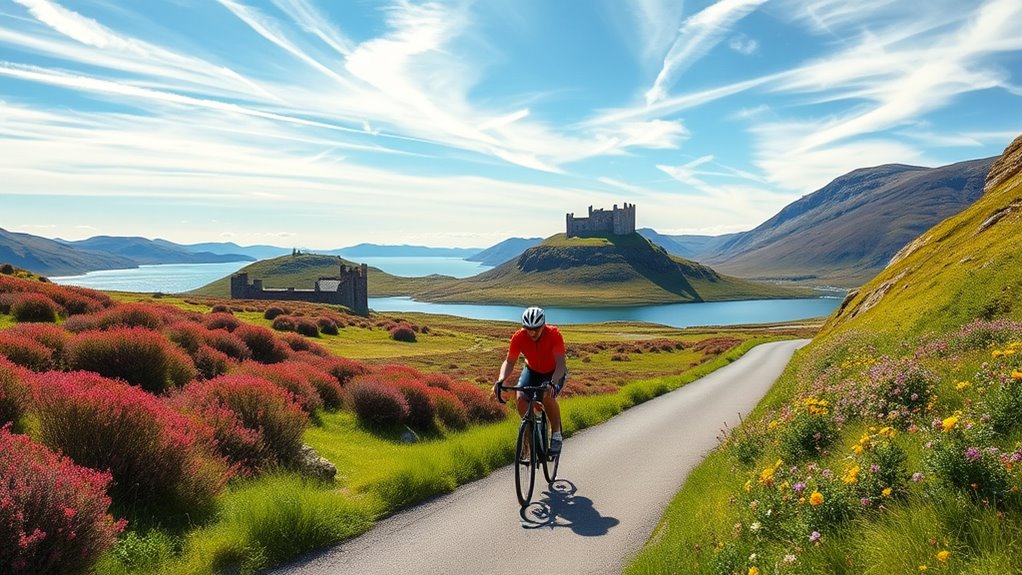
[205,312,241,332]
[173,374,308,471]
[234,361,323,413]
[423,373,454,390]
[210,304,231,314]
[313,356,367,387]
[234,324,290,364]
[263,306,286,320]
[317,317,339,335]
[0,358,30,426]
[204,329,251,361]
[0,427,123,575]
[193,345,230,380]
[67,327,197,394]
[428,387,468,431]
[93,303,167,330]
[347,377,409,428]
[271,315,297,332]
[4,323,71,366]
[295,319,319,338]
[0,333,53,372]
[389,324,416,342]
[375,364,422,384]
[450,381,505,424]
[62,314,98,333]
[10,293,59,323]
[278,357,344,409]
[165,321,208,354]
[32,372,228,515]
[278,333,329,356]
[395,380,436,432]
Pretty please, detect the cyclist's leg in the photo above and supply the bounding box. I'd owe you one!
[541,373,566,433]
[515,368,534,419]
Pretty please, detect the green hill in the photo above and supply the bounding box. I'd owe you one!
[626,134,1022,574]
[191,234,811,306]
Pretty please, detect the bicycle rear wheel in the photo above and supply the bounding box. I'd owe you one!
[514,418,536,506]
[540,411,560,484]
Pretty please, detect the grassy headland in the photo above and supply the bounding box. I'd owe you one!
[190,233,812,307]
[626,135,1022,574]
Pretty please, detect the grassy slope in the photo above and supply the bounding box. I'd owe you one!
[626,135,1022,574]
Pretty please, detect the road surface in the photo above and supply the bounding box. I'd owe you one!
[269,339,809,575]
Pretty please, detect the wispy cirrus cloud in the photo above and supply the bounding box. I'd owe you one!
[645,0,767,106]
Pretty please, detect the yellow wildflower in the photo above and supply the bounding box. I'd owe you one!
[809,491,824,506]
[918,566,927,572]
[937,550,950,563]
[942,415,960,432]
[992,349,1005,358]
[852,444,864,455]
[748,568,760,575]
[1012,371,1022,380]
[882,487,893,497]
[955,381,971,391]
[745,480,752,493]
[842,464,861,485]
[878,426,897,439]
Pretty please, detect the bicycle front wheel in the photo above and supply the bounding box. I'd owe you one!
[514,418,536,507]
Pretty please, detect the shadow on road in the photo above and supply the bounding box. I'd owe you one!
[519,479,619,536]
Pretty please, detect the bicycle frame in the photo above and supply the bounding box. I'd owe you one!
[497,381,559,506]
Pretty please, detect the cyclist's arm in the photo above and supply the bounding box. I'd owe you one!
[551,353,567,393]
[497,356,517,385]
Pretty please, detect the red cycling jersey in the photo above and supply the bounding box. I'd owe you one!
[506,325,565,373]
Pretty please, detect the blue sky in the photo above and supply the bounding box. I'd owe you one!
[2,0,1021,249]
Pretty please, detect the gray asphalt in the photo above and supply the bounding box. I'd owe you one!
[268,339,809,575]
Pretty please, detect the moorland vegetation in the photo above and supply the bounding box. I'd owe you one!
[0,262,808,574]
[626,134,1022,574]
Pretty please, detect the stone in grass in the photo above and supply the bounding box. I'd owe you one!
[297,444,337,482]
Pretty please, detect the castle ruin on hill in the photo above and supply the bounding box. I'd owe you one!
[230,260,369,315]
[566,203,636,237]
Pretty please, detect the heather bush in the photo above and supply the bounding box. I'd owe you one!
[10,292,59,323]
[423,373,454,390]
[68,327,197,394]
[4,323,71,368]
[194,345,231,380]
[33,372,228,516]
[283,360,343,409]
[318,356,368,387]
[428,387,468,431]
[832,356,936,429]
[347,377,409,428]
[234,324,290,364]
[0,263,13,274]
[263,306,286,320]
[395,380,437,432]
[62,313,99,333]
[923,427,1014,504]
[271,315,298,332]
[165,320,208,354]
[205,312,241,332]
[0,358,29,427]
[389,324,417,342]
[235,361,323,413]
[0,333,53,372]
[210,304,231,313]
[279,333,330,356]
[296,319,320,338]
[174,374,308,471]
[0,427,123,575]
[449,381,505,424]
[205,329,252,361]
[317,317,339,335]
[0,293,15,314]
[93,303,167,331]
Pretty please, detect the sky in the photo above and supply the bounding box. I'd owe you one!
[2,0,1021,250]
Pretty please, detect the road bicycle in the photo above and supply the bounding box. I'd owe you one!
[496,380,560,507]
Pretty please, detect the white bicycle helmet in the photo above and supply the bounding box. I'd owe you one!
[522,306,546,329]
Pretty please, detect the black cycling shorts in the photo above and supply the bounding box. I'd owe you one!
[516,366,566,399]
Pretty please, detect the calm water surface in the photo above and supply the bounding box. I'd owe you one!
[368,296,843,328]
[50,261,843,328]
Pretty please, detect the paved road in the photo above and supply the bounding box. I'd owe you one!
[269,339,809,575]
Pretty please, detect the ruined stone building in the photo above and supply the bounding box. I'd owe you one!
[230,262,369,315]
[566,203,636,237]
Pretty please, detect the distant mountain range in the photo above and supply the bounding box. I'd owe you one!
[1,156,996,284]
[637,156,995,287]
[465,237,543,266]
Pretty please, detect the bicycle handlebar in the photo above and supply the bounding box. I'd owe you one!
[494,380,551,404]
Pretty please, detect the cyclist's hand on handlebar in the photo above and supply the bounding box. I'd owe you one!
[492,380,505,403]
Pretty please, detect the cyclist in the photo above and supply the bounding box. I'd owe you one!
[493,306,567,455]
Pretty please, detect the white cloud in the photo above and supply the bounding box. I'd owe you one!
[728,33,758,55]
[645,0,767,106]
